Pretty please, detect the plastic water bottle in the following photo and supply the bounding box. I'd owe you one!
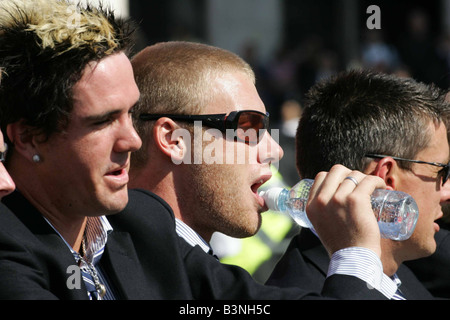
[259,179,419,241]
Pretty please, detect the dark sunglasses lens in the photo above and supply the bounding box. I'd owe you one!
[236,112,267,142]
[444,165,450,185]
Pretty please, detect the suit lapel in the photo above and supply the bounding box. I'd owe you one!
[302,244,330,276]
[396,265,434,299]
[101,230,156,299]
[34,231,90,299]
[296,229,329,276]
[2,191,89,299]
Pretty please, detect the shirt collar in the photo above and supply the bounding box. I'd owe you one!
[391,273,402,288]
[43,215,112,265]
[83,216,113,263]
[175,218,211,253]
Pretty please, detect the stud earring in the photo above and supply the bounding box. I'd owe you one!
[32,154,41,163]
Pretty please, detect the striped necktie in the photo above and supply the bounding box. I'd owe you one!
[79,262,101,299]
[391,288,406,300]
[390,275,406,300]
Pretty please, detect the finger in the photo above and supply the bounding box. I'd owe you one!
[343,176,359,187]
[336,170,367,195]
[309,164,352,203]
[353,174,387,197]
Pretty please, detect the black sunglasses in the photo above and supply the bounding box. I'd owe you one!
[0,143,7,163]
[139,110,269,143]
[365,153,450,186]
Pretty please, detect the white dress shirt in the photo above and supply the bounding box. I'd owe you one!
[175,218,399,299]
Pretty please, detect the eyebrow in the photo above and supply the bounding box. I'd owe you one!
[82,95,140,123]
[83,109,123,123]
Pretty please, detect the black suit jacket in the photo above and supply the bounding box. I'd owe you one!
[0,189,387,300]
[118,190,386,299]
[0,190,193,299]
[266,229,435,299]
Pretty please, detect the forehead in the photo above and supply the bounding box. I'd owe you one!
[418,121,449,162]
[207,71,265,115]
[71,53,139,118]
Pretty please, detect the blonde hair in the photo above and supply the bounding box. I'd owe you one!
[0,0,134,141]
[0,0,121,56]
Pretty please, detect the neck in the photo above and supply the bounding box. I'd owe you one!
[130,164,213,242]
[9,158,87,252]
[25,185,87,251]
[380,239,402,277]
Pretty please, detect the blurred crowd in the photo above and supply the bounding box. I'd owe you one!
[241,8,450,128]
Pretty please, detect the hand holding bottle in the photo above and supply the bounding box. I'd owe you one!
[271,165,387,257]
[261,179,418,241]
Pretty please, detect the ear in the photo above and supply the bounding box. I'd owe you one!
[6,121,41,163]
[367,157,398,190]
[152,117,191,163]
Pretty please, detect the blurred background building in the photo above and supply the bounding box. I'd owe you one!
[100,0,450,282]
[102,0,450,124]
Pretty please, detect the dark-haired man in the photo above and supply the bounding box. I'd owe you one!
[267,70,450,299]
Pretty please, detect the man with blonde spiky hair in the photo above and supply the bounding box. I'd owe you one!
[0,0,197,300]
[0,0,133,138]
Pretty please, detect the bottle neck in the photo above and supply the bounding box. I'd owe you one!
[277,188,290,212]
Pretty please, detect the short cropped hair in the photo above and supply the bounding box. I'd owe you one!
[296,70,450,179]
[130,41,255,168]
[0,0,135,141]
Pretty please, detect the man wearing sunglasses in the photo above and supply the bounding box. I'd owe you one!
[267,70,450,299]
[128,41,404,299]
[139,110,269,146]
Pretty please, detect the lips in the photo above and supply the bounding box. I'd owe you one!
[105,163,129,188]
[108,168,126,176]
[251,173,272,209]
[434,222,440,233]
[431,209,444,233]
[251,180,265,194]
[106,169,125,177]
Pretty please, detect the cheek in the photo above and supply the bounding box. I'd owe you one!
[411,192,440,239]
[201,130,259,165]
[414,188,440,216]
[223,141,258,165]
[72,133,113,166]
[51,141,105,184]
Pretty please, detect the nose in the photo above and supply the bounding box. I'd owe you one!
[0,163,15,199]
[441,178,450,203]
[114,115,142,154]
[257,130,284,165]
